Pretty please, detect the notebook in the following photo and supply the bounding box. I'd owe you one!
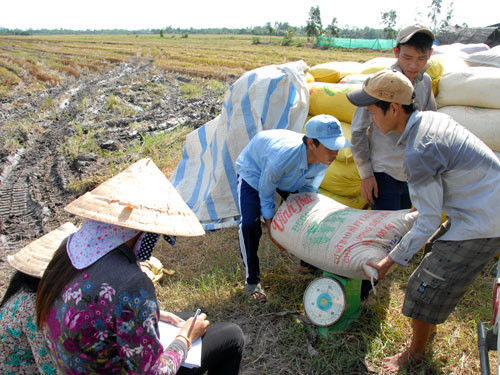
[158,321,202,368]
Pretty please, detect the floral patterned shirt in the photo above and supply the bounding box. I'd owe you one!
[0,289,57,375]
[43,245,187,374]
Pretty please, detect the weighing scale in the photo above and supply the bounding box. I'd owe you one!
[303,272,361,337]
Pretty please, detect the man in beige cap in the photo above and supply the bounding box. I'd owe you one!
[352,24,436,299]
[347,70,500,372]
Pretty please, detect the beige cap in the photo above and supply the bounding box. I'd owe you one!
[346,70,414,106]
[65,158,205,236]
[7,222,78,278]
[397,24,434,44]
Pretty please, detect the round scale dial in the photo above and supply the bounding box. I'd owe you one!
[303,277,346,327]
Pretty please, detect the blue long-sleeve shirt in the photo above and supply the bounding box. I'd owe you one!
[389,110,500,266]
[235,129,328,219]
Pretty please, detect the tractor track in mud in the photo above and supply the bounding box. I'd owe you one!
[0,59,230,286]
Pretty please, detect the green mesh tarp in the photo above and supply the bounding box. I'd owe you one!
[317,36,396,50]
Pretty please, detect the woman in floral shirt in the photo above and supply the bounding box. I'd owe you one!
[0,272,57,375]
[0,222,77,374]
[35,159,244,374]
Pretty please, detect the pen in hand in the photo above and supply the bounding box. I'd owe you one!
[187,308,201,338]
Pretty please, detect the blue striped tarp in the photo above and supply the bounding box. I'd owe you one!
[170,61,309,230]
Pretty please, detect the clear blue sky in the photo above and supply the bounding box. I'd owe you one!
[1,0,497,30]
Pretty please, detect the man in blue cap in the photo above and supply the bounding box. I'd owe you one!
[235,114,352,300]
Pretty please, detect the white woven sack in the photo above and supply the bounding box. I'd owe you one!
[436,67,500,109]
[339,74,370,84]
[438,106,500,152]
[466,45,500,68]
[361,57,397,67]
[270,192,417,280]
[432,43,489,57]
[171,61,309,230]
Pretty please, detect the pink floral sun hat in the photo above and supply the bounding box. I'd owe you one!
[67,219,139,269]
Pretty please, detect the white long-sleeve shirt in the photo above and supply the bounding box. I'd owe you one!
[389,110,500,266]
[351,63,437,182]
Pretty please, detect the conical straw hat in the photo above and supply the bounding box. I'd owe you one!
[64,158,205,236]
[7,222,78,278]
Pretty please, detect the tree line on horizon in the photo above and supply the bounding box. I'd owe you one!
[0,24,392,39]
[0,0,459,41]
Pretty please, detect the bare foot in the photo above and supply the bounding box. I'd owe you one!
[249,291,267,300]
[381,350,423,373]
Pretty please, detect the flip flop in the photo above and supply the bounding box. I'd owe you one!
[244,282,267,301]
[299,264,319,274]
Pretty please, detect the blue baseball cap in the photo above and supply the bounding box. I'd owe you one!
[305,114,352,151]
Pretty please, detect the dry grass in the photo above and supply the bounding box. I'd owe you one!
[0,34,391,97]
[151,221,498,374]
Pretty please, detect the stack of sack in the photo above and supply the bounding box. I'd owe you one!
[431,44,500,159]
[306,46,500,210]
[436,65,500,159]
[306,58,398,209]
[465,45,500,68]
[426,43,487,96]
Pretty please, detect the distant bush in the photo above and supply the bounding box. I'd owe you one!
[280,28,294,46]
[251,37,260,45]
[181,33,189,39]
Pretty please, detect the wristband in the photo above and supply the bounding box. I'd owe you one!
[175,334,192,350]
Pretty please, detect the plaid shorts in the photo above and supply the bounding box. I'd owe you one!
[402,237,500,325]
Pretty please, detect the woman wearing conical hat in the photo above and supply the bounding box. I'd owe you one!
[1,222,77,375]
[35,158,244,375]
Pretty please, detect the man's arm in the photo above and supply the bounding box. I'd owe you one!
[351,107,378,204]
[421,74,437,111]
[265,218,286,251]
[364,256,394,281]
[388,156,444,266]
[257,165,280,221]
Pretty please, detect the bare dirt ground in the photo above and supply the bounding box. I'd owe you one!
[0,59,228,291]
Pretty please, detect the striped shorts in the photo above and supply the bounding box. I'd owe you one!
[402,237,500,325]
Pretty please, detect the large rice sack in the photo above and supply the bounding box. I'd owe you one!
[319,188,367,210]
[426,56,445,96]
[466,45,500,68]
[320,159,360,197]
[334,122,353,163]
[308,61,363,83]
[308,82,360,123]
[438,106,500,152]
[360,57,396,74]
[270,192,417,279]
[339,74,371,84]
[437,67,500,109]
[430,54,469,74]
[305,71,315,83]
[433,43,489,56]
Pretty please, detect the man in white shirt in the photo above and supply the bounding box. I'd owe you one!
[352,24,437,299]
[351,24,436,211]
[347,70,500,373]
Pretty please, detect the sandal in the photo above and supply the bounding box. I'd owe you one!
[244,283,267,301]
[299,264,318,274]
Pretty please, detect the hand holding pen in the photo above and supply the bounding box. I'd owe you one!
[176,309,209,349]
